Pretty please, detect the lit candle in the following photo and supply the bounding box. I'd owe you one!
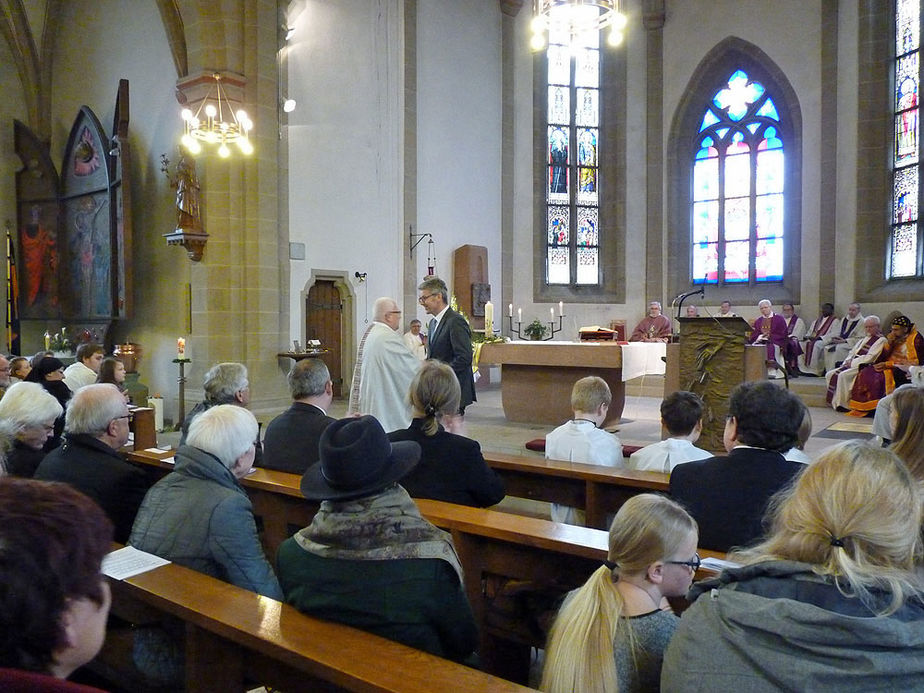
[177,337,186,360]
[559,301,564,315]
[550,307,555,319]
[508,303,513,317]
[484,301,494,338]
[43,331,50,350]
[517,308,522,323]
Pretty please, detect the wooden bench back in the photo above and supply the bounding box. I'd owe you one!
[105,546,534,692]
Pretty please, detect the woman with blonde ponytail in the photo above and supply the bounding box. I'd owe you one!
[387,360,504,507]
[540,494,698,692]
[663,441,924,690]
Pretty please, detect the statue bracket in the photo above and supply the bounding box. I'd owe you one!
[163,229,209,262]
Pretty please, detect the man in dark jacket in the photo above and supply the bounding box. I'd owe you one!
[418,277,475,415]
[262,358,335,474]
[35,383,150,542]
[669,381,805,552]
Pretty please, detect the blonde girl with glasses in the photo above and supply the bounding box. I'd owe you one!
[540,493,698,692]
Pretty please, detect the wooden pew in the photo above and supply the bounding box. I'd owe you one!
[124,449,723,684]
[103,549,533,692]
[483,450,670,529]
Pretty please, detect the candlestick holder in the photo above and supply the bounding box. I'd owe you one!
[542,314,565,341]
[172,358,191,428]
[506,315,524,340]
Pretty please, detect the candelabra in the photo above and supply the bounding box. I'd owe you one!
[506,312,565,341]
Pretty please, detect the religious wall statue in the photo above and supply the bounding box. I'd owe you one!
[162,152,203,233]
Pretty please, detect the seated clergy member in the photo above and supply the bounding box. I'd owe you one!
[262,358,335,474]
[34,384,150,543]
[0,477,113,689]
[629,390,711,473]
[798,302,838,376]
[663,442,924,690]
[62,343,104,393]
[825,315,886,411]
[848,314,924,416]
[130,405,282,598]
[277,416,478,662]
[180,361,262,463]
[669,380,805,552]
[546,376,623,524]
[748,299,788,378]
[823,302,865,373]
[718,300,736,317]
[780,303,805,375]
[630,301,671,342]
[0,381,63,478]
[388,360,505,507]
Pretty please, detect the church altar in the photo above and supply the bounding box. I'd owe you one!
[478,341,663,425]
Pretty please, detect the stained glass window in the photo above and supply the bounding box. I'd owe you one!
[544,28,600,285]
[690,70,785,284]
[890,0,922,278]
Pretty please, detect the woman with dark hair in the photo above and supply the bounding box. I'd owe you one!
[663,441,924,689]
[96,357,129,403]
[387,360,504,507]
[24,357,71,450]
[277,415,478,661]
[0,477,113,689]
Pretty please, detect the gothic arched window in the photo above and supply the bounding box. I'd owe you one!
[890,0,921,277]
[544,28,602,286]
[692,70,785,285]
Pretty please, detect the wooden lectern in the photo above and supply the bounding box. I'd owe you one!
[665,316,767,453]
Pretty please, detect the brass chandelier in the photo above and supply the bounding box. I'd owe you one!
[180,73,254,157]
[530,0,627,50]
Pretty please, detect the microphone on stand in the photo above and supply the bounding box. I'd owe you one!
[673,287,705,341]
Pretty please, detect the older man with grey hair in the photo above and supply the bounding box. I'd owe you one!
[347,296,420,431]
[34,384,150,542]
[262,358,336,474]
[180,361,262,462]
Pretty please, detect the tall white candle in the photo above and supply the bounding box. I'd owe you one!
[484,301,494,338]
[518,308,522,323]
[550,307,555,319]
[508,303,513,317]
[559,301,564,315]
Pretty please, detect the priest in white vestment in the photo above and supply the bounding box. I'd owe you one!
[823,302,865,372]
[798,302,838,375]
[347,297,421,432]
[825,315,886,410]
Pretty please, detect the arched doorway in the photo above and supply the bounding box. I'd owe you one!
[306,280,344,396]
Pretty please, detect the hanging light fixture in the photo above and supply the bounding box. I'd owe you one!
[180,73,254,157]
[530,0,627,51]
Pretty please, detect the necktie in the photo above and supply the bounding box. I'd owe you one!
[429,318,437,339]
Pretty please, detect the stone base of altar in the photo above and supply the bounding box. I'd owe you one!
[478,342,624,425]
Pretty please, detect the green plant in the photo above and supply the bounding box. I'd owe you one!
[524,319,548,340]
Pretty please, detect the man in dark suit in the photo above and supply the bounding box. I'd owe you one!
[418,277,475,414]
[669,381,805,553]
[34,383,150,543]
[262,358,335,474]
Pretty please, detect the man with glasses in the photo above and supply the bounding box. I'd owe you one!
[347,296,420,431]
[35,383,150,542]
[418,277,475,416]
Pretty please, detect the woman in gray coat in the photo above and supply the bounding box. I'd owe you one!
[130,404,281,599]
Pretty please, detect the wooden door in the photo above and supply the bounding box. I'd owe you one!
[306,281,343,396]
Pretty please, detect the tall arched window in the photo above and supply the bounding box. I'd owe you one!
[545,28,601,286]
[890,0,921,278]
[666,38,801,305]
[692,70,785,285]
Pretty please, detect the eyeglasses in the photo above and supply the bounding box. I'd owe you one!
[112,414,131,422]
[418,293,436,304]
[666,553,701,572]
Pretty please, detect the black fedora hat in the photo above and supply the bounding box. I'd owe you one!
[300,415,421,501]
